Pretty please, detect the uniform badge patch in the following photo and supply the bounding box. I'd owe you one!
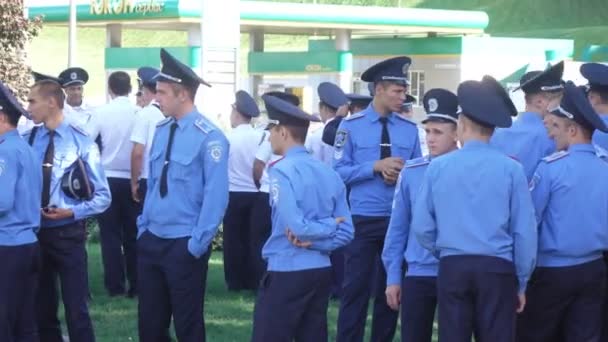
[270,180,279,204]
[208,141,223,162]
[335,130,348,149]
[0,159,5,176]
[428,98,438,112]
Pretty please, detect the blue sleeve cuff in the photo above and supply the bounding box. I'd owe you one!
[71,206,86,221]
[188,237,208,259]
[518,277,528,294]
[386,268,403,286]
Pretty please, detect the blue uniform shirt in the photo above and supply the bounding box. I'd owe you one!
[530,144,608,267]
[24,121,111,228]
[333,105,421,217]
[263,146,354,272]
[382,155,438,286]
[490,112,555,181]
[412,140,538,293]
[592,114,608,150]
[0,129,41,245]
[137,110,229,258]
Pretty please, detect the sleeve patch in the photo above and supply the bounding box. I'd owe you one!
[207,140,224,162]
[335,130,348,149]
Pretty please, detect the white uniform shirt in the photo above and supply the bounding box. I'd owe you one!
[255,131,281,193]
[227,124,263,192]
[130,102,165,179]
[64,101,95,128]
[305,118,335,165]
[87,96,138,179]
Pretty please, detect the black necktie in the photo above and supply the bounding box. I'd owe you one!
[379,117,391,159]
[42,130,55,208]
[159,122,178,198]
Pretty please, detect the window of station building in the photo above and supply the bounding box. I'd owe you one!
[408,70,425,106]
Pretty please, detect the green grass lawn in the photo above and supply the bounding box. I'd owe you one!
[84,242,437,341]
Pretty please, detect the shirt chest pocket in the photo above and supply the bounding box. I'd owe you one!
[392,138,414,159]
[170,151,198,182]
[354,140,379,162]
[149,149,164,181]
[55,152,79,174]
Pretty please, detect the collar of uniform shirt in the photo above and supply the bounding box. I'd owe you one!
[462,139,492,150]
[111,96,131,103]
[0,129,19,139]
[568,143,596,154]
[41,120,70,137]
[234,123,253,130]
[366,104,395,123]
[174,109,199,130]
[519,111,544,123]
[285,145,308,157]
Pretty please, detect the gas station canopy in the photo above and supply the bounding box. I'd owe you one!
[29,0,489,36]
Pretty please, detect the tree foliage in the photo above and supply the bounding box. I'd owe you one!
[0,0,42,101]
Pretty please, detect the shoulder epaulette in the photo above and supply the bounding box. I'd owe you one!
[394,114,417,125]
[156,117,172,127]
[70,123,89,136]
[344,112,365,121]
[405,155,431,168]
[594,145,608,160]
[194,117,217,134]
[542,150,569,163]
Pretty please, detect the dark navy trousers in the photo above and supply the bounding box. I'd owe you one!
[137,231,211,342]
[97,177,139,296]
[437,255,517,342]
[222,191,260,291]
[37,222,95,342]
[517,258,606,342]
[330,247,345,298]
[0,242,39,342]
[337,215,398,342]
[251,267,332,342]
[401,276,437,342]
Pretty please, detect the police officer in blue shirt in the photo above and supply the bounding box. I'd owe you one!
[0,80,42,342]
[335,56,422,342]
[491,62,562,180]
[516,81,608,342]
[251,94,354,342]
[580,63,608,342]
[382,88,459,342]
[412,76,538,342]
[25,79,111,342]
[580,62,608,150]
[136,48,229,342]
